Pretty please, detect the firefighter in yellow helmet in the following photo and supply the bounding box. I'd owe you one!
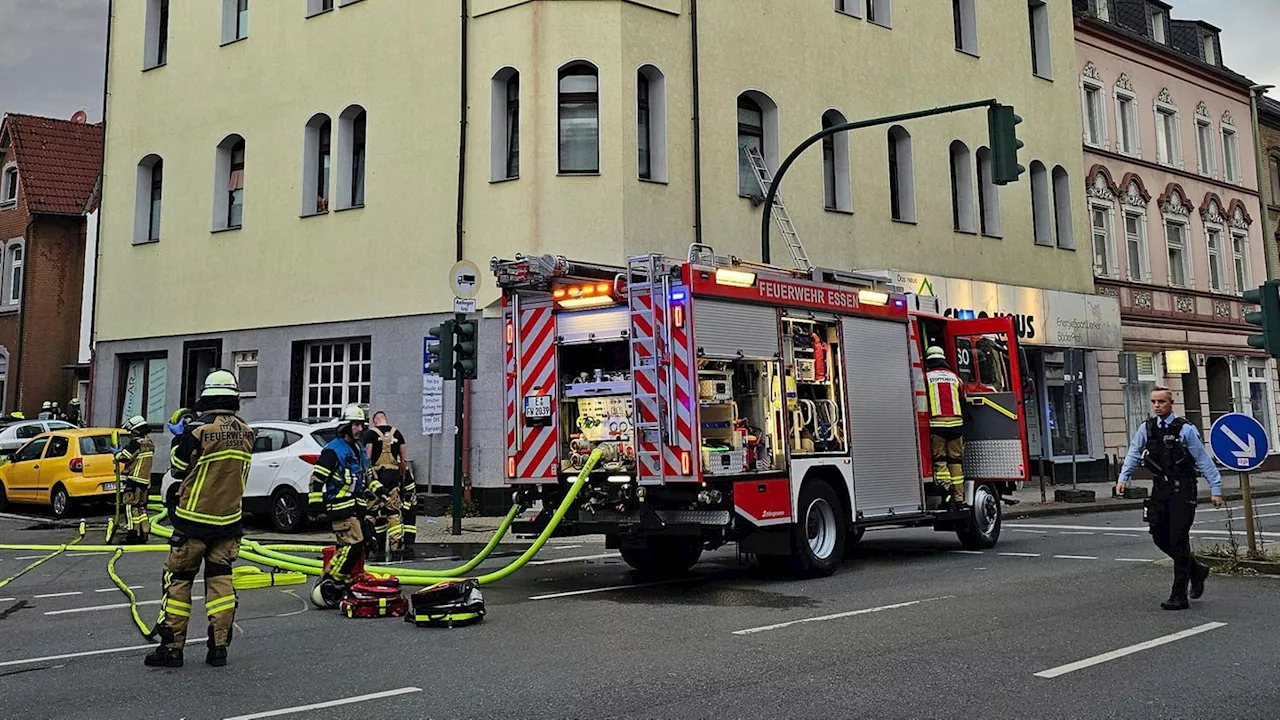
[113,415,155,544]
[146,369,255,669]
[309,403,376,608]
[925,346,967,507]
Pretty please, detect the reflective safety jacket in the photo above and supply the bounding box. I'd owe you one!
[170,410,255,539]
[927,367,964,429]
[115,436,155,489]
[309,436,372,520]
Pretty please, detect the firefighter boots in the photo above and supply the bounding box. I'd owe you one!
[144,646,184,668]
[206,645,228,667]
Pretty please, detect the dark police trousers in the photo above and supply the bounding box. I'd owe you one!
[1147,477,1202,599]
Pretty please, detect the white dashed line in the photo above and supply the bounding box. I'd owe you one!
[0,636,208,668]
[529,579,688,600]
[999,552,1041,558]
[1053,555,1099,560]
[1115,558,1158,563]
[1104,533,1143,538]
[222,687,424,720]
[96,585,144,593]
[528,552,620,566]
[1060,531,1095,535]
[33,591,83,599]
[732,597,953,635]
[1035,623,1227,679]
[45,595,204,616]
[949,550,985,555]
[1011,529,1048,534]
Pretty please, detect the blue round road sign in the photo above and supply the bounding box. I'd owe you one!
[1208,412,1270,472]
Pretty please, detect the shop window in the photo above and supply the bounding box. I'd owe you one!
[1046,354,1088,458]
[1120,352,1159,438]
[118,354,168,427]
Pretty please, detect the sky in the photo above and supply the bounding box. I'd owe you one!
[0,0,1276,123]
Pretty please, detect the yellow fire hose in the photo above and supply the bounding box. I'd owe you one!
[0,521,87,590]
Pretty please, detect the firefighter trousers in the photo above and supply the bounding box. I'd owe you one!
[325,516,365,584]
[369,475,404,555]
[122,485,150,541]
[157,536,240,650]
[930,428,965,499]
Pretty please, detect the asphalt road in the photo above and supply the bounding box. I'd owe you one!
[1,502,1277,720]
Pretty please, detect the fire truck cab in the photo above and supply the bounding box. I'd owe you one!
[493,245,1030,577]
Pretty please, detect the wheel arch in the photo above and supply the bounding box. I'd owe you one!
[800,465,853,526]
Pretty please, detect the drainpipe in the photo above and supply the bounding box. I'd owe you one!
[1249,84,1276,280]
[690,0,703,245]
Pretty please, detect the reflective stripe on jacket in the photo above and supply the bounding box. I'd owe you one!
[309,436,370,520]
[927,368,964,428]
[170,410,255,534]
[116,436,155,487]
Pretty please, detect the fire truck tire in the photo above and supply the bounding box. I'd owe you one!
[787,480,845,577]
[956,483,1002,550]
[619,538,702,577]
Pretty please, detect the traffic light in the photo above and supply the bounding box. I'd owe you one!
[453,319,478,379]
[988,103,1025,185]
[427,320,455,380]
[1243,279,1280,358]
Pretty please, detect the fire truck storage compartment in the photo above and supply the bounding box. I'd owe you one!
[842,315,924,518]
[556,308,633,475]
[692,299,782,477]
[781,315,847,456]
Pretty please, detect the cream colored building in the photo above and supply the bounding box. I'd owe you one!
[93,0,1114,503]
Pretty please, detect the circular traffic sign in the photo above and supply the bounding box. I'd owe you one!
[450,260,481,299]
[1208,412,1270,472]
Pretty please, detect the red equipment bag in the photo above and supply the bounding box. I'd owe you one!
[340,574,408,619]
[321,545,366,580]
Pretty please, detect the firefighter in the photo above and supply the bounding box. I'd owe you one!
[309,404,381,608]
[37,401,53,420]
[363,412,413,560]
[1116,387,1223,610]
[146,369,255,669]
[113,415,155,544]
[66,398,82,426]
[925,346,966,507]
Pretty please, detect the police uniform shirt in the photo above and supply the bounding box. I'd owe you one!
[1118,413,1223,494]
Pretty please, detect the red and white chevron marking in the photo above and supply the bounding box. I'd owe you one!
[631,290,663,480]
[664,292,697,479]
[505,303,558,481]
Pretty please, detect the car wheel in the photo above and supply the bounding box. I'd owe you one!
[786,479,846,578]
[269,486,304,533]
[50,484,71,520]
[957,483,1002,550]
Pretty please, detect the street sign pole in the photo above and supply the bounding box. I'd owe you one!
[452,310,464,537]
[1241,471,1258,557]
[446,259,481,537]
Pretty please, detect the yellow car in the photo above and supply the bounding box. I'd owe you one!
[0,428,126,518]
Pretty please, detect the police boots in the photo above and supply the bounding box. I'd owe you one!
[144,646,184,668]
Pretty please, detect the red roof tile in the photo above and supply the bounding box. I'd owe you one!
[1,113,104,216]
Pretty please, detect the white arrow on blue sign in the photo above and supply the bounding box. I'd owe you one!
[1208,412,1270,472]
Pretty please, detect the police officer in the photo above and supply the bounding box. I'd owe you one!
[309,404,382,608]
[146,370,255,668]
[925,346,966,507]
[363,412,413,560]
[1117,387,1223,611]
[114,415,155,544]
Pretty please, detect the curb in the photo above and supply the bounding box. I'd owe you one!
[1007,489,1280,520]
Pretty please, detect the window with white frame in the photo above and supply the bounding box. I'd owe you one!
[1202,36,1217,65]
[1205,226,1225,292]
[212,135,245,231]
[1232,231,1251,294]
[307,0,333,16]
[1115,90,1139,156]
[303,340,370,419]
[1155,102,1180,168]
[866,0,891,27]
[821,110,851,212]
[1195,115,1216,178]
[1221,121,1240,184]
[1124,210,1149,281]
[0,163,18,207]
[637,65,668,183]
[1120,351,1160,436]
[1164,219,1190,287]
[6,241,23,305]
[976,146,1001,237]
[834,0,859,17]
[1028,1,1052,80]
[133,155,163,244]
[1082,81,1105,147]
[1092,0,1110,21]
[234,350,258,397]
[221,0,248,44]
[144,0,170,69]
[1233,359,1275,441]
[1150,9,1166,44]
[1090,202,1117,277]
[953,0,978,54]
[490,68,519,182]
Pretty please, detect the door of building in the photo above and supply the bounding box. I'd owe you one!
[1206,356,1233,426]
[1182,359,1204,432]
[182,340,223,409]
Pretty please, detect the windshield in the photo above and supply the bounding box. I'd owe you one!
[80,435,117,456]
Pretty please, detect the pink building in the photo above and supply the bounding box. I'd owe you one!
[1074,1,1277,466]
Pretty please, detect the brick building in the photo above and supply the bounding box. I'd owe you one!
[0,113,103,417]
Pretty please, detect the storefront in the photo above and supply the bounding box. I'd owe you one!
[892,272,1123,482]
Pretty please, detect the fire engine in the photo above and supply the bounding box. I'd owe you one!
[492,244,1030,577]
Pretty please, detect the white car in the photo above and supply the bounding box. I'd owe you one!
[161,420,340,533]
[0,420,78,456]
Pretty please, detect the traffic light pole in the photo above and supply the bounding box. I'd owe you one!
[452,310,465,536]
[761,98,998,264]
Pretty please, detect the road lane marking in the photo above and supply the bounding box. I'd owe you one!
[0,636,207,668]
[1115,558,1157,562]
[949,550,984,555]
[66,552,109,557]
[999,552,1041,558]
[732,596,952,636]
[45,595,204,615]
[529,579,689,600]
[1060,531,1095,535]
[1204,501,1280,513]
[1198,511,1280,524]
[1104,533,1143,538]
[0,597,13,603]
[33,591,82,599]
[1007,523,1280,537]
[1053,555,1098,560]
[549,544,583,550]
[14,555,46,561]
[1034,622,1227,679]
[1011,529,1047,534]
[96,585,143,593]
[222,687,423,720]
[528,552,620,566]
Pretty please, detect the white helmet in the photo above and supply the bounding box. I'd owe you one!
[123,415,148,433]
[201,369,240,398]
[42,401,51,410]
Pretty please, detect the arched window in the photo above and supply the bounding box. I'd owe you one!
[336,105,366,209]
[822,110,851,212]
[1030,161,1051,246]
[976,146,1000,237]
[1052,165,1074,249]
[887,125,914,222]
[490,67,519,181]
[213,134,245,231]
[737,90,779,197]
[558,62,599,174]
[134,154,164,243]
[637,64,667,182]
[1269,152,1280,202]
[302,113,332,215]
[949,140,975,232]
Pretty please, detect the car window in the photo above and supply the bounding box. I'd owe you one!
[253,428,289,454]
[47,422,76,431]
[13,438,49,463]
[45,436,71,459]
[283,431,302,449]
[80,435,116,456]
[311,428,337,446]
[16,424,43,439]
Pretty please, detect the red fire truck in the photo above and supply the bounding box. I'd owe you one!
[492,245,1030,577]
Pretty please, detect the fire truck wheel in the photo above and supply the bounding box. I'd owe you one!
[956,483,1002,550]
[788,480,845,577]
[619,538,703,577]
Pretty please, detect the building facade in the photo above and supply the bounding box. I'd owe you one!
[1259,96,1280,276]
[1073,1,1278,468]
[94,0,1111,503]
[0,113,102,417]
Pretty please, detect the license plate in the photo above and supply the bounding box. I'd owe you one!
[102,482,117,491]
[523,395,552,419]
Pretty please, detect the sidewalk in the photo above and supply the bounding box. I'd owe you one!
[1005,471,1280,519]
